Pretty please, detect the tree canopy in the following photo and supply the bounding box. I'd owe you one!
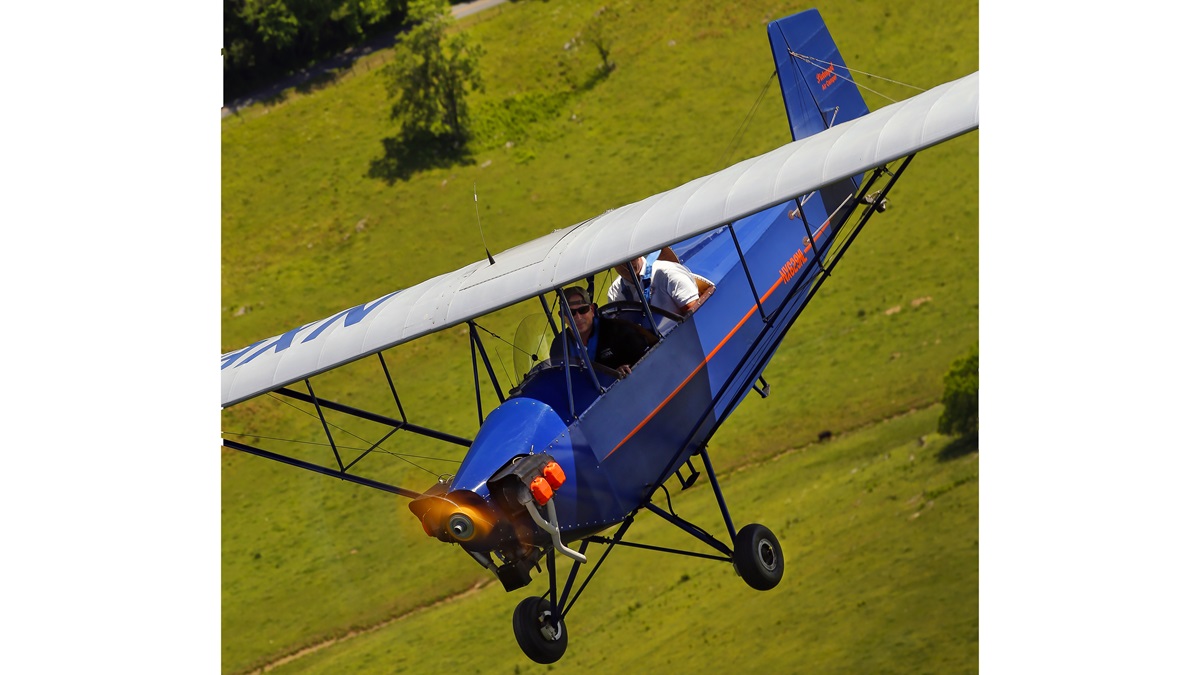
[224,0,406,100]
[382,0,484,144]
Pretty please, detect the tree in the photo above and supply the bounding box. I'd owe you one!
[937,347,979,439]
[581,6,616,74]
[383,0,484,145]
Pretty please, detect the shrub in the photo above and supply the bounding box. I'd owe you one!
[937,348,978,438]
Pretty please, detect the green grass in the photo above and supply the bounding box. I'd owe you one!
[261,407,978,674]
[222,0,977,672]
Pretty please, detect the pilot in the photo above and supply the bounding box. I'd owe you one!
[550,286,657,377]
[607,250,701,316]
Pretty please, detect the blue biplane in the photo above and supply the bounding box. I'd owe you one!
[221,8,978,664]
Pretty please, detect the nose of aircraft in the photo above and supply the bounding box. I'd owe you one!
[408,486,500,545]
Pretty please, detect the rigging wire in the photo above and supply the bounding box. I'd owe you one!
[220,431,460,464]
[472,318,547,388]
[225,314,559,481]
[261,391,447,478]
[473,321,524,355]
[492,343,514,390]
[716,69,778,171]
[474,183,496,265]
[786,50,925,104]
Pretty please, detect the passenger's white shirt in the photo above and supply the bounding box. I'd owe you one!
[607,260,700,316]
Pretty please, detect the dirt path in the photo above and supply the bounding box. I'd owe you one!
[246,578,494,674]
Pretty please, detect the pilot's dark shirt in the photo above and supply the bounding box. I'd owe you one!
[549,315,657,371]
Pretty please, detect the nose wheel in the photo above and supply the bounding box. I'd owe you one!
[512,596,568,664]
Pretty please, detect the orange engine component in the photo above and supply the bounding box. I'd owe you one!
[542,461,566,489]
[530,476,554,505]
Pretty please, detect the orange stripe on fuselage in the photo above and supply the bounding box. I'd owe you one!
[602,219,829,460]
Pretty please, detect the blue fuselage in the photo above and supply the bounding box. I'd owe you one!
[446,194,847,545]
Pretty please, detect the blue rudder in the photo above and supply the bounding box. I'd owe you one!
[767,9,870,142]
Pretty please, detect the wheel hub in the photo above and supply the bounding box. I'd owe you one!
[538,610,562,641]
[758,540,777,571]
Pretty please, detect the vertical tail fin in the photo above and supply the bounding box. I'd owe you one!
[767,9,870,142]
[766,10,873,263]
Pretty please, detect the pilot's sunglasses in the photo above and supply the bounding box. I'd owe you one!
[569,305,592,316]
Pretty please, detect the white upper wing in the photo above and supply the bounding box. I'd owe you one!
[222,71,979,407]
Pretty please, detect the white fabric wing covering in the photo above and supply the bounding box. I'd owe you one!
[222,71,979,407]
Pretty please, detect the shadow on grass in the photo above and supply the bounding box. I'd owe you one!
[579,64,613,92]
[259,90,289,108]
[367,131,473,184]
[937,433,978,462]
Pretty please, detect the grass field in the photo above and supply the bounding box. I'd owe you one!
[266,407,978,674]
[222,0,978,672]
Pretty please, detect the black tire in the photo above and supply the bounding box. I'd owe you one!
[733,523,784,591]
[512,596,568,664]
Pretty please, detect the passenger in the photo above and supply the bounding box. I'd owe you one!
[607,251,701,316]
[549,286,657,377]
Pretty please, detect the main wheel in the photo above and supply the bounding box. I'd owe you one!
[733,523,784,590]
[512,596,568,664]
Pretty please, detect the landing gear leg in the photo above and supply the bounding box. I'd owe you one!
[695,448,784,591]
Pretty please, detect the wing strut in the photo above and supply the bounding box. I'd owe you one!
[728,224,769,323]
[555,287,606,418]
[222,438,424,499]
[623,260,666,340]
[222,350,475,497]
[539,294,559,337]
[469,320,506,425]
[274,386,473,447]
[815,156,915,278]
[305,377,345,471]
[632,154,921,518]
[792,191,855,276]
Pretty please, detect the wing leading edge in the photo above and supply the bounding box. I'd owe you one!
[222,71,978,408]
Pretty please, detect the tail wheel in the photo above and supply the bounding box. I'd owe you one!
[512,596,568,664]
[733,523,784,590]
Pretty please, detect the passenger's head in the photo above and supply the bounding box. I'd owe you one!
[615,256,646,283]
